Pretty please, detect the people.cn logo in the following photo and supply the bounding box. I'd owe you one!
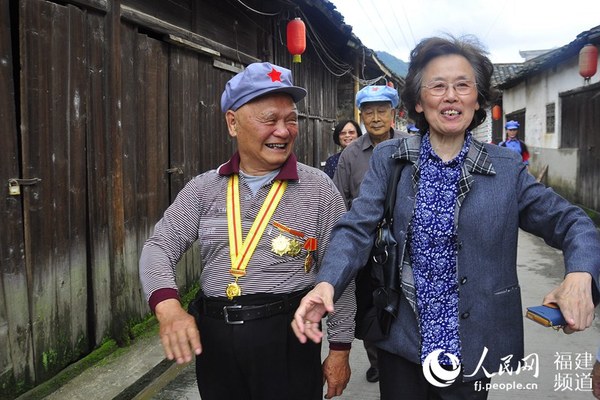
[422,350,461,387]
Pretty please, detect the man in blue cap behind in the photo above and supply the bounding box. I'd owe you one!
[332,84,403,383]
[140,62,355,400]
[499,120,530,166]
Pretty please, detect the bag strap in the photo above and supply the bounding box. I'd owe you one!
[382,159,404,224]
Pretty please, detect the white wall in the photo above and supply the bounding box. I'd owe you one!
[501,55,600,149]
[500,51,600,196]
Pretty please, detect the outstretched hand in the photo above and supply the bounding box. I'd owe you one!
[291,282,335,343]
[543,271,594,334]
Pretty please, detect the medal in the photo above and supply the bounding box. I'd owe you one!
[287,239,302,257]
[226,176,287,299]
[304,252,313,273]
[303,237,317,273]
[272,234,291,256]
[226,281,242,299]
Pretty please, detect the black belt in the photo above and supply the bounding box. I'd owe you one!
[200,289,309,325]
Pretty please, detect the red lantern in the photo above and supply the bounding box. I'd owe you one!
[492,105,502,121]
[579,44,598,79]
[287,18,306,63]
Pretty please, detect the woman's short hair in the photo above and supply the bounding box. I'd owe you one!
[332,119,362,146]
[401,35,499,133]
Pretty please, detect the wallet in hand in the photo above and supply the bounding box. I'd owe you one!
[525,304,566,328]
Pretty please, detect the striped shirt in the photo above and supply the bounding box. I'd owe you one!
[139,152,356,345]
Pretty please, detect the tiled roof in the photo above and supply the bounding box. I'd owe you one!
[496,24,600,89]
[492,63,525,87]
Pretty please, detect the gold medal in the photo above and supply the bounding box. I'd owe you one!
[287,239,302,257]
[304,252,313,273]
[272,234,291,256]
[226,281,242,300]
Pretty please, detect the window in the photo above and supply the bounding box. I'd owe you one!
[546,103,555,134]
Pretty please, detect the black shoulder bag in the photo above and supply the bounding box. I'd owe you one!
[355,159,404,342]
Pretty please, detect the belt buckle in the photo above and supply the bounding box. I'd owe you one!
[223,304,244,325]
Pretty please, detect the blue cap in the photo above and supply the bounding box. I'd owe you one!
[505,120,520,129]
[356,85,399,108]
[407,123,419,132]
[220,62,307,112]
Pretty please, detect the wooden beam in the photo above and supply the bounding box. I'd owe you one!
[120,5,260,65]
[165,34,220,57]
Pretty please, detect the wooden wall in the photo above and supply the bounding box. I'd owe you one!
[560,83,600,211]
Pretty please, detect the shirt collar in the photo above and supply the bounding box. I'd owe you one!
[217,151,299,180]
[361,128,398,151]
[393,132,496,176]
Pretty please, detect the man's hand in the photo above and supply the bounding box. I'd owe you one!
[291,282,335,343]
[322,349,351,399]
[155,298,202,364]
[542,272,594,334]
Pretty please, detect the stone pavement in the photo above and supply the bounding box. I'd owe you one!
[20,230,599,399]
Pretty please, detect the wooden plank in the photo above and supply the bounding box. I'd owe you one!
[213,59,242,74]
[119,23,142,320]
[106,0,128,343]
[0,0,35,393]
[120,4,260,65]
[65,3,89,355]
[121,30,171,318]
[165,34,220,57]
[85,10,112,345]
[20,0,90,381]
[21,0,61,381]
[66,0,108,12]
[168,47,202,288]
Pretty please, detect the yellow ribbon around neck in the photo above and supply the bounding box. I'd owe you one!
[226,174,287,298]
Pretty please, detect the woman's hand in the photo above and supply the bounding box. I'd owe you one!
[291,282,335,343]
[543,272,594,334]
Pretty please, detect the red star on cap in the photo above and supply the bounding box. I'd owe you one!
[267,67,282,82]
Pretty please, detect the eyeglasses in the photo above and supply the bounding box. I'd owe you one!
[340,130,357,136]
[421,80,477,96]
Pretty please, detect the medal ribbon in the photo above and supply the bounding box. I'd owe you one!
[227,174,287,278]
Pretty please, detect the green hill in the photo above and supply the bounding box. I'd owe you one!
[376,51,408,77]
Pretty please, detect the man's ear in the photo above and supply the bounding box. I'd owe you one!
[225,110,237,137]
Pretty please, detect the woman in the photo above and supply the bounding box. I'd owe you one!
[323,119,362,179]
[292,36,600,399]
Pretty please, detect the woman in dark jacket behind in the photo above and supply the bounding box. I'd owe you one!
[323,119,362,179]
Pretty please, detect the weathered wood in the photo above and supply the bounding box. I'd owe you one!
[85,10,112,345]
[120,4,260,65]
[165,34,220,57]
[66,0,108,12]
[19,0,89,382]
[0,0,35,394]
[561,83,600,211]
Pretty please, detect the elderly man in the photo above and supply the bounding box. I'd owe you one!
[334,85,402,209]
[139,62,355,400]
[332,84,402,383]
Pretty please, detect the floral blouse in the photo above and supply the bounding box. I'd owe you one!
[409,132,472,365]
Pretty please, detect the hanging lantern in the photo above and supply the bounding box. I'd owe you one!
[579,44,598,80]
[492,105,502,121]
[287,18,306,63]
